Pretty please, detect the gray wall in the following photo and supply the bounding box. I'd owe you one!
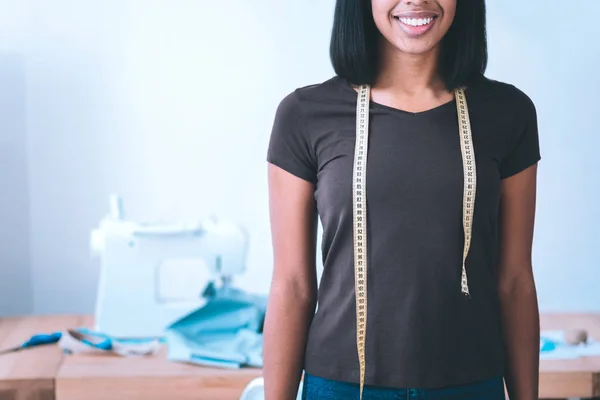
[0,53,31,316]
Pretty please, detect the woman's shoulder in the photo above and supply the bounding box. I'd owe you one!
[468,75,536,113]
[276,75,354,112]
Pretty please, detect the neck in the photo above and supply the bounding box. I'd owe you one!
[375,41,446,96]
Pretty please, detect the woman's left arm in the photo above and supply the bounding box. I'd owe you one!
[498,163,540,400]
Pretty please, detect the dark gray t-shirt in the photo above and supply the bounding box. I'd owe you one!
[266,75,541,389]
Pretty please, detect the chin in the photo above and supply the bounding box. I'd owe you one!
[386,39,440,57]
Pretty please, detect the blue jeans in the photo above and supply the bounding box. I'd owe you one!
[302,373,506,400]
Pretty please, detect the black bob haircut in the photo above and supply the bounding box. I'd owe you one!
[329,0,488,91]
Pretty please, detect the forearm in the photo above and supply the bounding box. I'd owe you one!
[263,279,317,400]
[499,275,540,400]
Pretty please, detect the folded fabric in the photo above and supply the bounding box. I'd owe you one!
[540,330,600,360]
[165,285,267,368]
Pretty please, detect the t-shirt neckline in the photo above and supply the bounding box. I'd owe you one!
[335,75,459,117]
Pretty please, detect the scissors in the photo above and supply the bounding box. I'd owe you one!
[0,332,62,355]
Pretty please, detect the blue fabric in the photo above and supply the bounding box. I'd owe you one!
[302,373,506,400]
[165,285,267,368]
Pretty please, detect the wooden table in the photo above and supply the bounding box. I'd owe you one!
[538,314,600,399]
[1,314,600,399]
[0,315,261,400]
[0,315,85,400]
[56,316,262,400]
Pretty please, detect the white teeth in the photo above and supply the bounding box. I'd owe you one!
[399,17,434,27]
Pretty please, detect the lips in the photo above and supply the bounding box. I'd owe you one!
[393,11,439,37]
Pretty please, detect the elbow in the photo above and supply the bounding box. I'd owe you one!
[498,263,537,300]
[269,265,318,307]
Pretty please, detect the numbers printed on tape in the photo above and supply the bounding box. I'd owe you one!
[352,86,476,400]
[455,88,476,297]
[353,85,370,400]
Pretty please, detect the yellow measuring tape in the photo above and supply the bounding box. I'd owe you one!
[352,85,476,399]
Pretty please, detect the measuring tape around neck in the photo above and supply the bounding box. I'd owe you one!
[352,85,476,399]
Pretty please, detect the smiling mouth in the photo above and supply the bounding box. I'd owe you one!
[397,16,435,27]
[393,13,439,36]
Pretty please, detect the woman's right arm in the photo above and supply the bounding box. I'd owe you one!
[263,162,319,400]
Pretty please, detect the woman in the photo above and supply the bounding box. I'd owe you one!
[263,0,540,399]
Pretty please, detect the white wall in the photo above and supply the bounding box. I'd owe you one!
[0,1,32,316]
[0,0,598,315]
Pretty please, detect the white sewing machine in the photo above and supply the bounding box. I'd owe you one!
[90,195,249,338]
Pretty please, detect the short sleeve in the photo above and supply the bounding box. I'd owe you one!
[266,91,318,183]
[499,89,542,179]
